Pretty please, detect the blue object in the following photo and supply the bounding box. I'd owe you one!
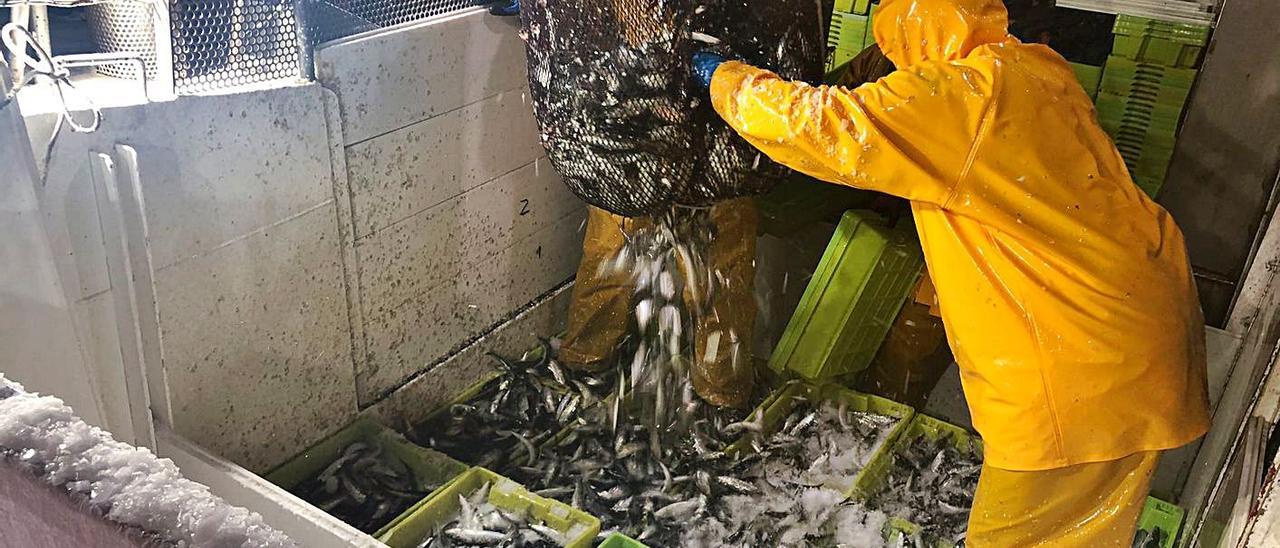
[693,51,727,88]
[489,0,519,16]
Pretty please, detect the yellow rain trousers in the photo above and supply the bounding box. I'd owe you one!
[559,201,759,408]
[708,0,1209,541]
[968,451,1159,547]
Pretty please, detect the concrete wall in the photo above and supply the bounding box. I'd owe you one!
[316,9,585,407]
[30,84,358,472]
[25,8,583,473]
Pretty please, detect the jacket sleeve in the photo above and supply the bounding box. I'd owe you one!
[709,60,995,206]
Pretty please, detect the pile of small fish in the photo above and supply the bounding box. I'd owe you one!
[680,403,901,547]
[871,432,983,546]
[501,404,750,546]
[416,482,576,548]
[291,441,430,534]
[500,394,905,547]
[412,340,612,468]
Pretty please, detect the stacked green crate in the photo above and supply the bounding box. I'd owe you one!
[1069,62,1102,100]
[1097,15,1209,197]
[380,467,600,548]
[1133,496,1184,548]
[826,0,874,80]
[1111,15,1209,68]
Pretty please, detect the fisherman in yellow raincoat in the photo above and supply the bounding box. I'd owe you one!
[693,0,1211,544]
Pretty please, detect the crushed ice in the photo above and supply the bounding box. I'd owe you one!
[0,375,296,548]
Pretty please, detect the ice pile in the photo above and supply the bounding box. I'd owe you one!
[0,375,296,548]
[680,403,900,547]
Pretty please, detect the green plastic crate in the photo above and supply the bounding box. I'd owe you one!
[1134,496,1184,548]
[1103,114,1181,138]
[1134,175,1166,198]
[1106,129,1179,156]
[834,0,872,15]
[598,533,647,548]
[768,211,924,380]
[1102,56,1199,91]
[827,12,870,75]
[1111,15,1209,68]
[828,12,870,51]
[1115,14,1211,43]
[1113,141,1174,180]
[727,381,914,498]
[884,518,926,547]
[827,47,860,81]
[1101,77,1193,106]
[380,467,601,548]
[1096,92,1186,130]
[860,414,983,548]
[1070,62,1102,99]
[264,417,469,538]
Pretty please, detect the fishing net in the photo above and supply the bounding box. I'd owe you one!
[518,0,825,217]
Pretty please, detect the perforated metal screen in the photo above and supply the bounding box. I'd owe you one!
[84,3,158,80]
[170,0,301,93]
[310,0,484,29]
[83,0,484,95]
[301,0,485,45]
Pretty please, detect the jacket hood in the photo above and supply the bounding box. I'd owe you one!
[872,0,1011,68]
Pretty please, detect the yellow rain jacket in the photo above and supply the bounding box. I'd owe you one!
[710,0,1209,470]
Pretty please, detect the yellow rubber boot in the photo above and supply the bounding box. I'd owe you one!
[690,198,759,408]
[559,207,644,371]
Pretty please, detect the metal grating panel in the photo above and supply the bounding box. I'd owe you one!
[170,0,301,94]
[301,0,485,45]
[80,0,486,95]
[315,0,482,29]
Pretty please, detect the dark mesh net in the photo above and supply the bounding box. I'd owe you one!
[519,0,824,217]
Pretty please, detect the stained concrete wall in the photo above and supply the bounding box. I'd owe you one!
[24,8,584,472]
[316,9,585,407]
